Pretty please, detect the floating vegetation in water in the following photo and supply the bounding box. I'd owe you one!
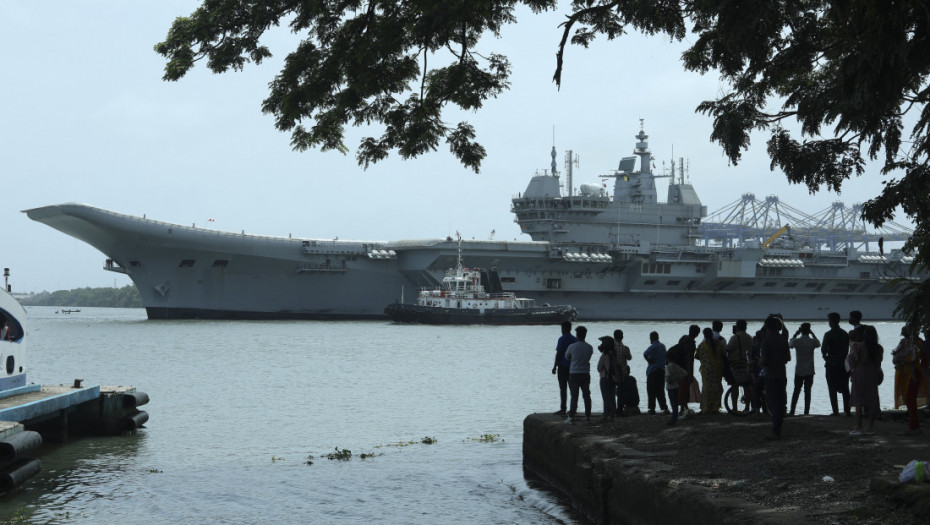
[4,506,33,524]
[376,440,416,448]
[308,448,380,461]
[325,447,352,461]
[467,433,504,443]
[148,468,163,473]
[271,455,285,463]
[376,436,438,448]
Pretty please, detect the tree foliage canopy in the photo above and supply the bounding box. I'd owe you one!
[155,0,557,172]
[157,0,930,326]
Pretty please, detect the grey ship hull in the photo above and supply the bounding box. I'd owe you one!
[25,203,909,321]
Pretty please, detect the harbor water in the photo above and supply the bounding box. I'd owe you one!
[0,308,907,523]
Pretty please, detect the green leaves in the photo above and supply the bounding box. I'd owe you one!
[641,1,930,323]
[156,1,553,172]
[766,129,865,194]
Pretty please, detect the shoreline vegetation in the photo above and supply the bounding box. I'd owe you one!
[18,285,142,308]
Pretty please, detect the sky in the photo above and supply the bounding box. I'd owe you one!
[1,2,905,293]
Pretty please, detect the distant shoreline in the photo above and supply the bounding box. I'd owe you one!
[17,285,142,308]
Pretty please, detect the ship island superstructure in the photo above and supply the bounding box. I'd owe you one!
[24,124,918,321]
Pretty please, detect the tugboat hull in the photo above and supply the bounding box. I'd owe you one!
[385,303,577,325]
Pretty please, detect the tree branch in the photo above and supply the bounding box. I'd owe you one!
[553,2,621,88]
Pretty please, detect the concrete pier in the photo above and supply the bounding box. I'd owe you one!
[0,384,149,493]
[0,384,148,441]
[523,411,930,524]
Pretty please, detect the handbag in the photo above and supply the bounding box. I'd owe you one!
[688,376,702,403]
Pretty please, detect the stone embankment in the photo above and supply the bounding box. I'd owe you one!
[523,410,930,524]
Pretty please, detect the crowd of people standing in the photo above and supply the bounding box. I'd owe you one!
[551,311,930,438]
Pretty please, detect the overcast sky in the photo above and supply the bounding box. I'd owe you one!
[2,2,904,293]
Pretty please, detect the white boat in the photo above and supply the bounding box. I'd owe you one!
[0,284,27,391]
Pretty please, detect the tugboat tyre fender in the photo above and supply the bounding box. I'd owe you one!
[123,410,149,430]
[0,458,41,493]
[122,391,150,408]
[0,431,42,462]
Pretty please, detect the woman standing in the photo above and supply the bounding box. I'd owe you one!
[596,336,618,423]
[892,326,927,436]
[695,327,725,414]
[849,325,883,436]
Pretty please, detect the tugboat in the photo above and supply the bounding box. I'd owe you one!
[385,237,577,325]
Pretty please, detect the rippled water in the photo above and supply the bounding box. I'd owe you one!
[0,308,906,523]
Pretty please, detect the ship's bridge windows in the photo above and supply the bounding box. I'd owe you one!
[642,263,671,274]
[212,260,229,268]
[859,271,871,279]
[179,259,195,268]
[546,278,561,289]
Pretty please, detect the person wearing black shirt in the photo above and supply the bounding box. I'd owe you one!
[760,315,791,439]
[822,312,851,416]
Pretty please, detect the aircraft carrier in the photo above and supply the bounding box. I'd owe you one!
[24,125,917,321]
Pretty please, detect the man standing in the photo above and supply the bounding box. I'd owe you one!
[712,320,725,343]
[565,326,593,423]
[551,321,577,415]
[822,312,851,416]
[761,315,791,439]
[613,329,633,415]
[789,322,820,416]
[677,325,700,417]
[643,331,670,415]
